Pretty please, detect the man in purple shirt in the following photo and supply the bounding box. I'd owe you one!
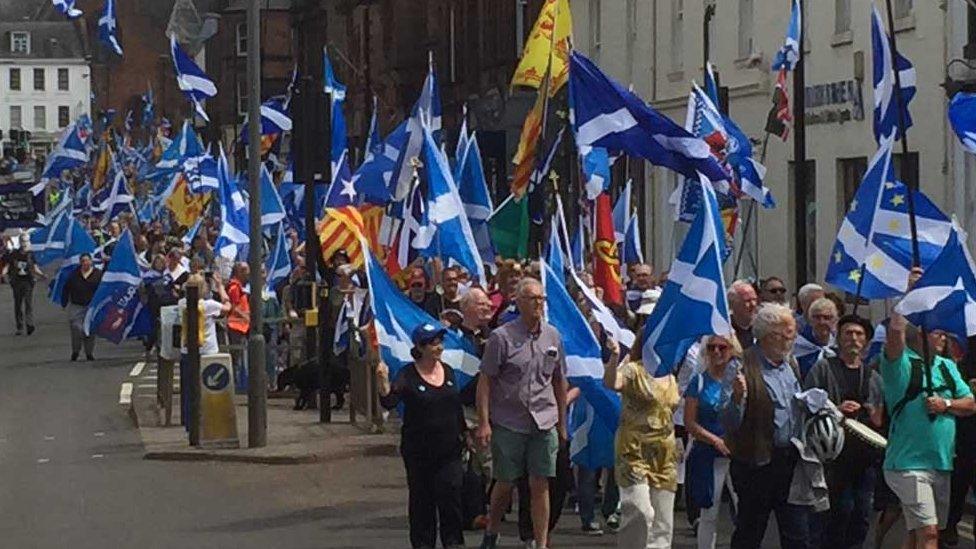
[476,277,568,549]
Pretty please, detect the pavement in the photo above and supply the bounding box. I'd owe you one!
[2,285,974,548]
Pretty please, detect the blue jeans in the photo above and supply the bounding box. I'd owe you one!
[820,462,876,549]
[730,448,811,549]
[577,467,619,526]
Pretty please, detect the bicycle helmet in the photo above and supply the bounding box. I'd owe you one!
[802,412,845,462]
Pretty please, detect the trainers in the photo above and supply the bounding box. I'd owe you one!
[479,532,499,549]
[70,352,78,362]
[26,325,34,335]
[582,522,604,536]
[605,512,620,531]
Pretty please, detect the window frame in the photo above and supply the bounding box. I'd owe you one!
[10,105,23,129]
[58,106,70,128]
[33,68,44,91]
[236,22,247,57]
[9,68,21,91]
[10,31,30,54]
[57,68,69,91]
[33,106,46,130]
[738,0,755,58]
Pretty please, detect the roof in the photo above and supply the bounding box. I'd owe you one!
[0,0,47,22]
[0,21,86,59]
[222,0,293,11]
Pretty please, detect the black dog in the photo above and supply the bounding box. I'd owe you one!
[277,359,351,411]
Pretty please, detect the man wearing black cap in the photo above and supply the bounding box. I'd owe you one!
[802,314,884,549]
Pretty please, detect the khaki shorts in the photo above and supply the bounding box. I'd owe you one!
[884,469,951,531]
[490,424,558,482]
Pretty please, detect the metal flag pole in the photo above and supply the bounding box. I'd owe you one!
[244,0,267,448]
[883,0,934,396]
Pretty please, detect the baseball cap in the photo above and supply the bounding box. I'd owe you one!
[411,323,447,346]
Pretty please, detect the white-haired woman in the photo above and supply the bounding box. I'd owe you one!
[684,334,742,549]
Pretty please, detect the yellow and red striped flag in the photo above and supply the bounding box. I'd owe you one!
[510,88,546,198]
[318,204,384,269]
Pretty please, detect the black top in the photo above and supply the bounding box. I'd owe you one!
[7,249,35,283]
[380,362,465,464]
[63,267,102,307]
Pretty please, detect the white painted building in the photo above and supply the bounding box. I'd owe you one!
[571,0,976,293]
[0,21,91,156]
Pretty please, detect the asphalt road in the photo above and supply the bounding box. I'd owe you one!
[0,284,966,548]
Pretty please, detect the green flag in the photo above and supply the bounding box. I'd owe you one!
[489,195,529,259]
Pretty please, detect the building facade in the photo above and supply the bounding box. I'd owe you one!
[0,21,91,156]
[572,0,976,293]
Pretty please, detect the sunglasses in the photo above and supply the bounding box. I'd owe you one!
[706,344,730,353]
[766,287,787,294]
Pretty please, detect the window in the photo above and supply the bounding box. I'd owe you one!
[9,68,20,91]
[58,106,70,128]
[10,32,29,54]
[589,0,602,54]
[790,160,817,286]
[893,152,920,189]
[670,0,683,70]
[835,0,851,34]
[894,0,912,19]
[33,68,44,91]
[236,22,247,56]
[57,68,69,91]
[837,156,868,217]
[33,106,45,130]
[9,106,22,129]
[738,0,754,58]
[237,80,248,119]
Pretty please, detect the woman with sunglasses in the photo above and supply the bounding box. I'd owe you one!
[684,334,742,549]
[377,323,467,549]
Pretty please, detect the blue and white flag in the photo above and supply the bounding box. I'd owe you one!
[570,218,586,273]
[215,148,250,259]
[622,213,644,266]
[323,46,347,101]
[872,3,916,143]
[41,120,90,180]
[240,96,292,143]
[641,178,732,376]
[183,149,219,193]
[31,209,71,267]
[142,85,155,128]
[181,217,203,246]
[392,54,442,200]
[413,126,486,286]
[568,268,637,351]
[95,166,135,221]
[170,35,217,122]
[570,51,728,186]
[150,120,205,180]
[545,216,566,282]
[824,135,951,298]
[260,164,286,227]
[353,117,407,206]
[580,146,611,201]
[793,325,836,378]
[265,225,291,290]
[73,183,92,216]
[948,92,976,154]
[363,246,480,386]
[83,230,151,343]
[612,179,631,244]
[456,132,495,268]
[895,221,976,342]
[50,219,97,305]
[53,0,82,18]
[771,0,802,71]
[542,260,622,468]
[98,0,122,56]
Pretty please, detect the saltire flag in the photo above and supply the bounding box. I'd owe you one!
[581,146,612,200]
[353,102,406,206]
[412,126,487,286]
[825,135,952,298]
[52,0,82,18]
[593,193,623,307]
[612,179,632,244]
[392,54,443,200]
[149,120,205,180]
[31,209,71,267]
[279,180,328,241]
[622,213,644,266]
[83,230,151,342]
[569,268,636,351]
[387,181,425,276]
[40,119,90,180]
[96,166,135,221]
[363,246,480,386]
[454,104,470,175]
[511,84,546,198]
[164,174,209,228]
[98,0,122,56]
[181,217,203,247]
[545,215,566,282]
[323,45,347,101]
[137,198,156,224]
[73,183,92,216]
[872,2,916,144]
[489,195,530,260]
[794,326,837,378]
[641,178,732,375]
[170,34,217,121]
[259,164,287,227]
[895,221,976,342]
[569,51,728,185]
[456,132,496,268]
[50,219,97,305]
[569,216,586,272]
[765,69,792,141]
[949,92,976,154]
[265,225,292,290]
[215,149,250,259]
[771,0,802,71]
[541,259,622,470]
[511,0,573,95]
[183,149,220,193]
[142,84,155,128]
[240,96,292,143]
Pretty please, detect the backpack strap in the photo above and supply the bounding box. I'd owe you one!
[890,357,925,421]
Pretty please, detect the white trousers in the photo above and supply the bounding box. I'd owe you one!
[696,456,737,549]
[618,482,675,549]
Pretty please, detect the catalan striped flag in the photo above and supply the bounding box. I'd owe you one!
[318,205,383,269]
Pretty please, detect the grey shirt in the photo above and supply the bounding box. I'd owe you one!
[480,319,567,433]
[721,355,802,449]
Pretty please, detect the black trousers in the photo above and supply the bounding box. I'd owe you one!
[11,279,34,331]
[404,456,465,548]
[730,448,811,549]
[517,441,573,542]
[947,454,976,535]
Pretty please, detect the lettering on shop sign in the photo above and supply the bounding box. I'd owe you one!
[804,79,865,126]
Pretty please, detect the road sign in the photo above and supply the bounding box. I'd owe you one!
[198,353,239,449]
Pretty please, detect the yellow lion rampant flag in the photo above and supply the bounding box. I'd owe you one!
[511,0,572,95]
[166,174,210,228]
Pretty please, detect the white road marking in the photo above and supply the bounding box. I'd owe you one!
[43,436,54,441]
[129,362,146,377]
[119,382,133,406]
[136,384,157,389]
[91,454,104,459]
[37,458,49,464]
[93,432,105,437]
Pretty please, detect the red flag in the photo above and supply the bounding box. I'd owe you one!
[765,68,792,141]
[593,192,623,307]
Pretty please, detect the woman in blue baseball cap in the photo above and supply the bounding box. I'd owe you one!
[377,322,467,548]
